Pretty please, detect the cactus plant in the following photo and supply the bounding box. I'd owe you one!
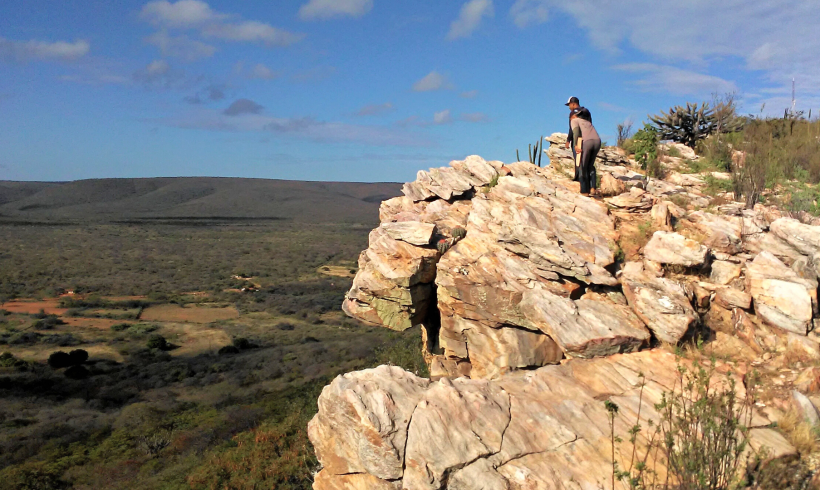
[650,102,743,148]
[515,136,544,166]
[436,239,451,254]
[452,227,467,239]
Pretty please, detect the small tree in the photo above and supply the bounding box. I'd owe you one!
[617,119,634,148]
[146,334,169,350]
[630,124,659,170]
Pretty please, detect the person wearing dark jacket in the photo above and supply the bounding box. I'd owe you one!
[564,96,592,181]
[571,109,601,196]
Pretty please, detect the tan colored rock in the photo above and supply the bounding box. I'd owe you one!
[746,251,815,335]
[710,260,742,285]
[380,221,435,246]
[310,350,789,490]
[795,367,820,393]
[403,378,511,490]
[621,263,698,344]
[313,471,399,490]
[771,217,820,256]
[714,287,752,310]
[791,390,820,427]
[307,366,430,480]
[644,231,709,267]
[650,201,672,231]
[786,332,820,361]
[599,172,626,197]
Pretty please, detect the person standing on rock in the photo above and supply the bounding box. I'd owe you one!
[564,96,592,181]
[571,108,601,197]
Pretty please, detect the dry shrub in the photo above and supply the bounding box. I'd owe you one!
[776,409,818,455]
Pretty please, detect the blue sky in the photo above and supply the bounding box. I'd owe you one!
[1,0,818,182]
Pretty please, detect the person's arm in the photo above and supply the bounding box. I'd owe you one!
[571,120,582,152]
[566,120,573,148]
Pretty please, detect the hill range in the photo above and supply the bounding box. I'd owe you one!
[0,177,402,224]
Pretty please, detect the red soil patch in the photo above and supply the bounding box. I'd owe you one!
[1,299,67,316]
[103,295,147,302]
[140,304,239,324]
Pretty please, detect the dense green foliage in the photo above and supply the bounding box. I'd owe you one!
[624,124,659,171]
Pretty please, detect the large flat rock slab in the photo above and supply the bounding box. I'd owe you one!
[309,350,787,490]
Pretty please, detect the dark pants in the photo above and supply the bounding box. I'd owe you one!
[579,139,601,194]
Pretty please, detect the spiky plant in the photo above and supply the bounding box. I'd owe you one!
[452,227,467,240]
[436,239,451,254]
[650,102,743,148]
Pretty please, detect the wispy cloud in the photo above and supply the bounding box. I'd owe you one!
[132,59,199,89]
[447,0,493,40]
[433,109,452,124]
[145,31,215,61]
[183,84,226,104]
[139,0,303,49]
[298,0,373,20]
[460,112,489,122]
[0,37,90,62]
[152,107,431,146]
[613,63,738,97]
[355,102,394,116]
[510,0,548,28]
[412,71,453,92]
[248,63,278,80]
[460,90,479,98]
[597,102,630,112]
[398,110,487,127]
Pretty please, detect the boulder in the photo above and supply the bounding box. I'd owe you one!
[710,260,742,285]
[307,366,430,480]
[746,251,815,335]
[771,217,820,256]
[650,201,672,231]
[791,390,820,428]
[380,221,435,246]
[621,263,698,344]
[643,231,709,267]
[599,172,626,197]
[713,287,752,310]
[309,351,788,490]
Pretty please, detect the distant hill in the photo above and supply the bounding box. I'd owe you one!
[0,178,402,224]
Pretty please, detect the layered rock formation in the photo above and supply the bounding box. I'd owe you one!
[314,139,820,489]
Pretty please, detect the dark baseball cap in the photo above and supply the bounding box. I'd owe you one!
[565,96,580,106]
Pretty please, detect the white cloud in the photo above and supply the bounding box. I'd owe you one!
[248,63,278,80]
[613,63,738,97]
[447,0,493,40]
[139,1,303,48]
[202,21,304,46]
[460,90,479,98]
[298,0,373,20]
[145,31,215,61]
[356,102,394,116]
[140,0,225,27]
[433,109,452,125]
[412,71,452,92]
[510,0,548,28]
[0,37,89,62]
[514,0,820,112]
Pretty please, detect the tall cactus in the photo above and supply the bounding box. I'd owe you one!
[650,102,743,148]
[516,136,544,166]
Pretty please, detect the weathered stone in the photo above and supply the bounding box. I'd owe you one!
[310,351,789,490]
[795,367,820,393]
[786,332,820,361]
[791,390,820,427]
[313,471,399,490]
[621,263,698,344]
[644,231,709,267]
[713,287,752,310]
[403,378,511,490]
[746,251,815,335]
[710,260,742,285]
[307,366,430,480]
[771,217,820,256]
[380,221,435,246]
[650,201,672,231]
[599,172,626,197]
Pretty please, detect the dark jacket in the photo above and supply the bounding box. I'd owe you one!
[566,107,592,145]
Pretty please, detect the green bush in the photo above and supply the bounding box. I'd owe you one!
[626,124,659,170]
[146,334,169,351]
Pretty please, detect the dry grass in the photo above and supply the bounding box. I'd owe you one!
[0,299,67,315]
[140,304,239,323]
[777,409,818,455]
[318,265,356,278]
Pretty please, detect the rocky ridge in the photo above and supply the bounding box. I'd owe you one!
[312,136,820,489]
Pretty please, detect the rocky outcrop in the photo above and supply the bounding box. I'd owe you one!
[309,350,790,490]
[318,145,820,490]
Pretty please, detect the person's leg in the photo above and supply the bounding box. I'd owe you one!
[579,142,591,194]
[587,140,601,195]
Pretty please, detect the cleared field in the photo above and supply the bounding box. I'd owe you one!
[318,265,357,278]
[0,299,67,315]
[62,317,130,330]
[140,304,240,323]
